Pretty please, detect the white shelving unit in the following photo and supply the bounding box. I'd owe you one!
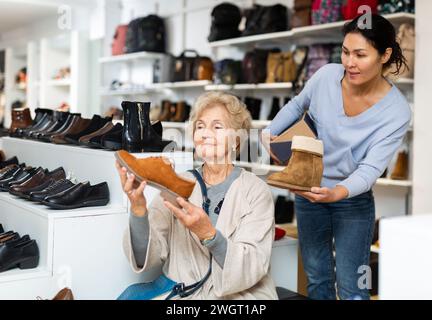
[209,13,414,48]
[3,31,88,122]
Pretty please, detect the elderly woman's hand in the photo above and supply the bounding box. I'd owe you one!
[163,197,216,241]
[116,161,148,217]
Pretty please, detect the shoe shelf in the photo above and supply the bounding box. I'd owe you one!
[99,51,167,64]
[205,82,293,91]
[45,79,71,87]
[161,120,270,130]
[209,13,415,48]
[0,137,194,299]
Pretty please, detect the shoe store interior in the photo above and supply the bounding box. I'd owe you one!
[0,0,430,301]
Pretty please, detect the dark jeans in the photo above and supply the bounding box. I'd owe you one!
[295,191,375,300]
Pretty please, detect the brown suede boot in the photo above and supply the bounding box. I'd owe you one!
[158,100,172,122]
[115,150,196,200]
[267,136,324,191]
[390,151,408,180]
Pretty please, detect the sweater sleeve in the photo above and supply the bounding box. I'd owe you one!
[337,116,411,198]
[129,214,150,268]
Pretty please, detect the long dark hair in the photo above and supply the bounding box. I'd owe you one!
[342,14,408,75]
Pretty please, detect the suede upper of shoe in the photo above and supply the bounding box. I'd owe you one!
[116,150,195,199]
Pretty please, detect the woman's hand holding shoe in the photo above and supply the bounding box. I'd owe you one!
[164,197,216,242]
[291,185,349,203]
[116,161,148,217]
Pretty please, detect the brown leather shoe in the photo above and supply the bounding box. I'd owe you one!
[51,117,91,144]
[115,150,195,200]
[10,108,33,133]
[52,288,74,300]
[79,121,114,145]
[267,136,324,191]
[9,167,66,196]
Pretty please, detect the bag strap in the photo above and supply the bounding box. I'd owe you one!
[165,169,212,300]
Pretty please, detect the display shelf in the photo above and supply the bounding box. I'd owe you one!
[46,79,71,87]
[161,121,188,129]
[209,13,415,48]
[376,178,412,187]
[205,82,293,91]
[0,267,50,284]
[99,51,167,64]
[99,88,147,96]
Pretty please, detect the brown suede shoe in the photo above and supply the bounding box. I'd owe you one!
[52,288,74,300]
[267,136,324,191]
[115,150,196,200]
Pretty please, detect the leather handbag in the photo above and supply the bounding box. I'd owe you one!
[208,2,242,41]
[172,50,213,82]
[125,15,166,53]
[214,59,242,84]
[111,25,128,56]
[291,0,312,28]
[266,52,297,83]
[242,48,280,84]
[242,4,289,37]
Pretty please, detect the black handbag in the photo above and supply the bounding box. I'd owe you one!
[242,4,289,37]
[242,48,280,84]
[214,59,242,84]
[125,15,166,53]
[208,2,242,41]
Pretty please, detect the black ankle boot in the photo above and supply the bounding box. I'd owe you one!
[121,101,176,153]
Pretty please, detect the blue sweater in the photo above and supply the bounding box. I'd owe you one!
[267,63,411,198]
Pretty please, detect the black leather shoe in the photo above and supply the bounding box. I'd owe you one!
[38,113,81,142]
[0,167,34,191]
[29,179,76,203]
[44,182,110,209]
[0,235,30,248]
[29,111,70,139]
[7,167,42,191]
[0,225,3,234]
[12,108,52,138]
[88,123,123,149]
[0,239,39,272]
[64,115,112,145]
[0,156,19,170]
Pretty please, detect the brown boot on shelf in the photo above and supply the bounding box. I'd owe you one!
[171,101,188,122]
[52,288,74,300]
[9,108,33,133]
[390,151,409,180]
[158,100,172,122]
[267,136,324,191]
[0,150,4,162]
[115,150,196,202]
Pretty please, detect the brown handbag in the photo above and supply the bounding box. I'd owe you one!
[194,57,214,81]
[266,52,297,83]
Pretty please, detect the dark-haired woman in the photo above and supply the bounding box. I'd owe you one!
[266,14,411,300]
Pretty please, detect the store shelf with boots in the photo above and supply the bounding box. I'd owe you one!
[0,137,193,299]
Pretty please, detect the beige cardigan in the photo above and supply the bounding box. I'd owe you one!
[123,168,278,300]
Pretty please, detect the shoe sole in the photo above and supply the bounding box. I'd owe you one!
[41,198,110,210]
[266,179,313,192]
[114,152,184,208]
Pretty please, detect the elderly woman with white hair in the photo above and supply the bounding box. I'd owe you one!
[116,92,278,300]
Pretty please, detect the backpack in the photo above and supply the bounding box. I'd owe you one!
[208,3,242,41]
[311,0,343,25]
[242,4,288,37]
[125,15,166,53]
[341,0,378,20]
[111,25,128,56]
[214,59,242,84]
[242,48,280,84]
